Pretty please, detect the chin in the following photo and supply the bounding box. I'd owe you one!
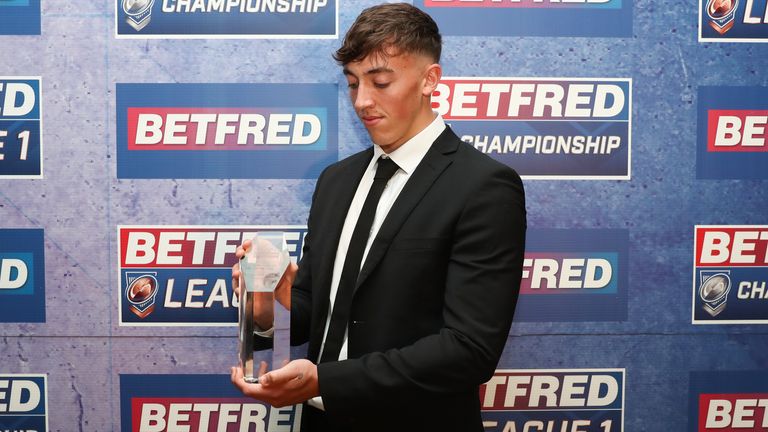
[367,133,387,146]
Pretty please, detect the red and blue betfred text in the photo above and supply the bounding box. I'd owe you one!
[697,86,768,179]
[514,229,628,322]
[690,371,768,431]
[693,225,768,324]
[433,78,631,179]
[117,226,306,326]
[120,374,300,431]
[116,83,337,179]
[481,369,624,432]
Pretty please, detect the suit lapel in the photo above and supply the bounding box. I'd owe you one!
[355,129,459,291]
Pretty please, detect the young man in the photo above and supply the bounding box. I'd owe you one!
[231,3,526,430]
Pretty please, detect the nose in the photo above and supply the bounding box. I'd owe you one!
[353,82,374,112]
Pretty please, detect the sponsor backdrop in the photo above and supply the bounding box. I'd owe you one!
[0,0,767,430]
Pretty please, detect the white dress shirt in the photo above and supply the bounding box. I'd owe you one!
[309,114,446,410]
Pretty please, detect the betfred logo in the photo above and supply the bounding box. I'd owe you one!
[433,80,627,120]
[433,78,631,179]
[131,398,299,432]
[127,108,323,149]
[0,77,43,178]
[693,226,768,324]
[481,369,625,432]
[690,371,768,432]
[0,229,45,323]
[117,226,306,326]
[514,229,628,322]
[707,110,768,151]
[699,394,768,430]
[0,375,48,432]
[695,227,768,266]
[116,83,338,179]
[121,375,301,432]
[697,87,768,179]
[700,0,768,41]
[521,253,617,293]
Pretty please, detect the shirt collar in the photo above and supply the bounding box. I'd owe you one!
[372,114,446,175]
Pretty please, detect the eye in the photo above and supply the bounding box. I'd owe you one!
[374,82,390,89]
[347,81,359,90]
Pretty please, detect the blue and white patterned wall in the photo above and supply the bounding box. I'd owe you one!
[1,0,768,430]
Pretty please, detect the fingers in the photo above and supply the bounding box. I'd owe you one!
[236,239,252,260]
[231,262,241,297]
[230,366,247,393]
[230,360,318,407]
[275,263,297,310]
[257,360,268,381]
[231,239,251,298]
[232,240,251,297]
[260,360,303,388]
[259,361,277,386]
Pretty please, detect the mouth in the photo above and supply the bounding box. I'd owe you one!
[361,115,383,127]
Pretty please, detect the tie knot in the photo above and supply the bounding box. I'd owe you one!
[374,156,399,181]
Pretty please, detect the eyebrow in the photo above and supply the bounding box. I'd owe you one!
[343,66,395,77]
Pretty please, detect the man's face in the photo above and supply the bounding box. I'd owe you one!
[343,51,439,153]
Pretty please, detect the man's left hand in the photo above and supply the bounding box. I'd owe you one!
[230,359,320,407]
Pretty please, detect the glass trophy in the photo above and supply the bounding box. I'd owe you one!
[238,232,291,383]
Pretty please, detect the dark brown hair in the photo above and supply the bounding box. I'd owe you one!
[334,3,442,65]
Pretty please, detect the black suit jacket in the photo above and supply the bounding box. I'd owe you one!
[289,126,526,431]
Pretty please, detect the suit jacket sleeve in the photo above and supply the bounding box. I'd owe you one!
[317,161,526,416]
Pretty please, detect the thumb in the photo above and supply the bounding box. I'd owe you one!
[260,364,295,387]
[259,372,273,386]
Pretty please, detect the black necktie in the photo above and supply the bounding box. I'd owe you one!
[320,156,400,363]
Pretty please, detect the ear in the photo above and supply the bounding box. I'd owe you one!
[422,63,442,97]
